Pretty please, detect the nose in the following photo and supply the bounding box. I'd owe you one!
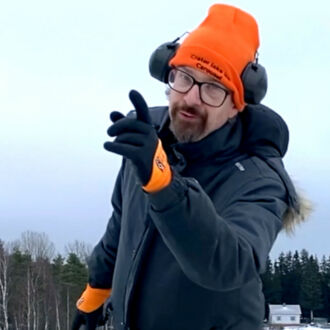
[183,84,202,107]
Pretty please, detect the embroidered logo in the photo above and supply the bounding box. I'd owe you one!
[155,156,165,172]
[77,297,84,306]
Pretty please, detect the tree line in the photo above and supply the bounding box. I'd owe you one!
[0,232,91,330]
[1,231,330,329]
[261,250,330,321]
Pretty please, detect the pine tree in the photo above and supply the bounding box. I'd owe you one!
[281,251,302,305]
[279,252,292,304]
[271,260,283,304]
[300,253,323,319]
[261,256,273,319]
[320,256,330,319]
[61,253,88,329]
[8,248,33,329]
[52,254,65,330]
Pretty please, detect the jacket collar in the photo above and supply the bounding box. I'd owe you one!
[157,111,243,162]
[154,103,289,162]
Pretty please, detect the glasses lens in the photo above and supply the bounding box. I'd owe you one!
[168,69,193,93]
[201,83,227,107]
[168,68,228,107]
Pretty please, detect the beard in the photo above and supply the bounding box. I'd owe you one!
[169,101,207,143]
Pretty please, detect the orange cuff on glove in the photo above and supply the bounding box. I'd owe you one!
[76,284,112,313]
[143,140,172,193]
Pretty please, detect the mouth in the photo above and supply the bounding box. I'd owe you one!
[178,110,199,120]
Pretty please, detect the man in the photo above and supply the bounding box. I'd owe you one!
[72,4,309,330]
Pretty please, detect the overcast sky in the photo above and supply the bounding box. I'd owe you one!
[1,0,329,259]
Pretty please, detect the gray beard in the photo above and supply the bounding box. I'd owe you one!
[169,120,202,143]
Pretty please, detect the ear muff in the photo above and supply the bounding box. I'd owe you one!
[149,41,179,84]
[149,40,268,105]
[241,61,267,104]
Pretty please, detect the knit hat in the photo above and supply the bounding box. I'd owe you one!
[169,4,260,111]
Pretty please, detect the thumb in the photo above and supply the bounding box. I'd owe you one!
[71,310,84,330]
[129,90,151,124]
[110,111,125,123]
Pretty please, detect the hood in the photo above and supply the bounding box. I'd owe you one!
[240,103,289,158]
[240,104,312,233]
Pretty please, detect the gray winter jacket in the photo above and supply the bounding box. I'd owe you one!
[88,104,303,330]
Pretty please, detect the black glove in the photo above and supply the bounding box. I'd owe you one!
[104,90,161,186]
[71,305,106,330]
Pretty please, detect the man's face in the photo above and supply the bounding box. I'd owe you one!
[168,66,238,143]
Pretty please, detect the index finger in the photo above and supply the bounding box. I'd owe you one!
[129,90,151,124]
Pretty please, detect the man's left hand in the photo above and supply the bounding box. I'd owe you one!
[104,90,172,193]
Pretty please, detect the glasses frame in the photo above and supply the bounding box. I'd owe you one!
[167,68,229,107]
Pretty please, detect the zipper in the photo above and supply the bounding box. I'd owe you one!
[122,221,152,327]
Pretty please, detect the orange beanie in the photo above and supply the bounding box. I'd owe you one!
[169,4,260,111]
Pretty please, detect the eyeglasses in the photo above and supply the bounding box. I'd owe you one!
[167,68,229,107]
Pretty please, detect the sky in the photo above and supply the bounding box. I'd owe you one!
[1,0,329,259]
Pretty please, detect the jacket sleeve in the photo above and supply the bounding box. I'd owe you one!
[147,168,287,292]
[87,162,124,289]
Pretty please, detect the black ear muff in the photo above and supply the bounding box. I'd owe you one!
[241,62,267,104]
[149,41,179,83]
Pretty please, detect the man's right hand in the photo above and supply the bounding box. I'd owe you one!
[71,305,106,330]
